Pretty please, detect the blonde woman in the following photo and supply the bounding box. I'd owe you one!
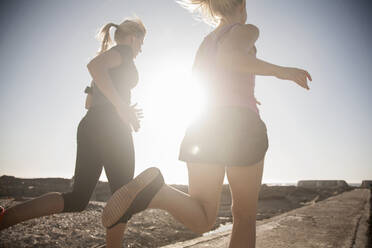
[102,0,312,247]
[0,18,146,247]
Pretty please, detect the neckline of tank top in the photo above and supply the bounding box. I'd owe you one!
[113,44,134,59]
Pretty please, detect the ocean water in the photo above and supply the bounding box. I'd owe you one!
[264,182,296,186]
[349,183,361,187]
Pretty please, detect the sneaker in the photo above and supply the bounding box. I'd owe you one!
[102,167,164,228]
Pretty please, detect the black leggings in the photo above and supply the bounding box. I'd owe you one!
[61,104,134,223]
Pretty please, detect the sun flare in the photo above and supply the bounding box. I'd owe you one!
[142,57,206,131]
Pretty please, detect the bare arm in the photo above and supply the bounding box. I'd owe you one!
[217,24,312,89]
[87,49,142,131]
[87,49,126,110]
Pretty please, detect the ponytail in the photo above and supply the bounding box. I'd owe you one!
[95,18,146,55]
[96,23,118,54]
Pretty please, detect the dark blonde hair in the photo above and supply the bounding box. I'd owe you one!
[179,0,244,26]
[96,18,146,54]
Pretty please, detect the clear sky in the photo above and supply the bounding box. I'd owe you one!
[0,0,371,185]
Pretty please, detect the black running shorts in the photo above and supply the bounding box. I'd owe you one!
[179,106,268,166]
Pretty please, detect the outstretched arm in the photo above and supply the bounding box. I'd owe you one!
[217,24,312,89]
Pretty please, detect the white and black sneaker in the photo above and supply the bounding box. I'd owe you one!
[102,167,164,228]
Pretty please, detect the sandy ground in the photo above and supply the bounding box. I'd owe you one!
[0,185,352,248]
[0,199,206,248]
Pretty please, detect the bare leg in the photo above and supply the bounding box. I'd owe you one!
[1,191,127,248]
[148,163,225,234]
[106,223,126,248]
[226,159,265,248]
[0,192,64,230]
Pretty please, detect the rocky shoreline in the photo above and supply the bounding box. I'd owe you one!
[0,176,354,248]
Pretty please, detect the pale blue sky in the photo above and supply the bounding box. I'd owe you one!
[0,0,371,185]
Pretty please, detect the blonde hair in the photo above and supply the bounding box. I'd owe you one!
[96,18,146,54]
[179,0,243,26]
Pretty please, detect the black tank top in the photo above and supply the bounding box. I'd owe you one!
[91,44,139,107]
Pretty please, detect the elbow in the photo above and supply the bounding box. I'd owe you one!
[87,59,105,81]
[87,57,103,75]
[87,60,96,75]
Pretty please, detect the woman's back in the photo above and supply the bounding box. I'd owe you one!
[193,23,259,114]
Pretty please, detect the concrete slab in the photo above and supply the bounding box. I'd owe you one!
[160,189,370,248]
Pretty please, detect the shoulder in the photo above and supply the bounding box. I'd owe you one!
[88,47,123,70]
[219,23,259,53]
[87,45,132,69]
[230,24,260,42]
[111,44,134,59]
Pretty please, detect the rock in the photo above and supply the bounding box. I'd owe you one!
[361,180,372,188]
[297,180,349,188]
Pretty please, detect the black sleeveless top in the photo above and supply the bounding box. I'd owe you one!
[91,44,139,107]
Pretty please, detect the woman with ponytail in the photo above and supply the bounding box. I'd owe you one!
[0,18,147,247]
[103,0,312,247]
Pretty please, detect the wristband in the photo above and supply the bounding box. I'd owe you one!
[84,86,92,94]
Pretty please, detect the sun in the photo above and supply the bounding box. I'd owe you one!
[140,57,206,132]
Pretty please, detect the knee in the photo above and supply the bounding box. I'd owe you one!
[231,204,257,223]
[61,192,89,213]
[192,208,217,234]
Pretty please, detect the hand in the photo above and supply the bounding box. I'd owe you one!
[115,103,143,132]
[276,67,312,90]
[129,103,144,132]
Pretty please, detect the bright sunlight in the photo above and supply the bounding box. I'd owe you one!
[140,55,206,132]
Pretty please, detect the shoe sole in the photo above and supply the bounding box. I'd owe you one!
[102,167,160,228]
